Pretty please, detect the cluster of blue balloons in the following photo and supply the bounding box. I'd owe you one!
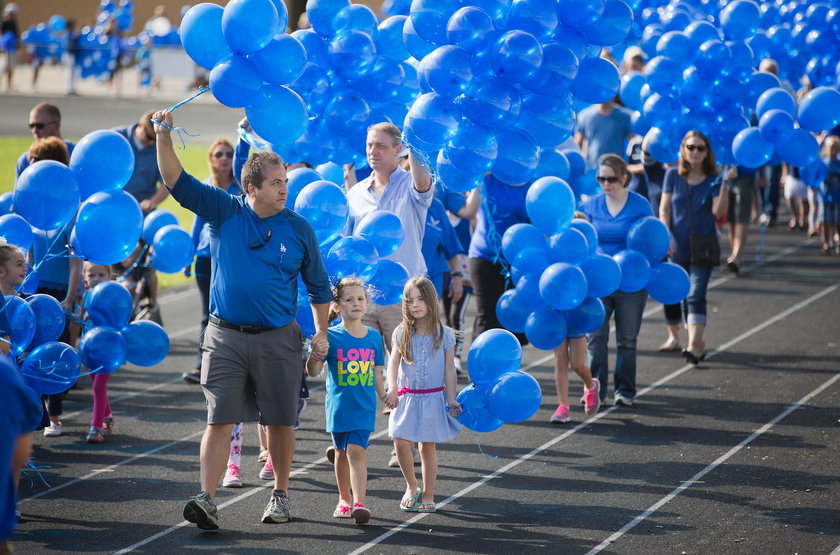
[619,0,840,168]
[496,178,689,350]
[402,0,633,188]
[456,329,542,432]
[142,210,195,274]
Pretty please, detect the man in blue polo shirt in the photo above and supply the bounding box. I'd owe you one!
[15,103,75,180]
[153,109,332,530]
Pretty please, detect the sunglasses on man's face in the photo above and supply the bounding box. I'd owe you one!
[213,151,234,159]
[684,144,707,152]
[29,122,55,130]
[596,176,620,184]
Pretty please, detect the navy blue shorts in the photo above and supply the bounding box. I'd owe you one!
[331,430,371,450]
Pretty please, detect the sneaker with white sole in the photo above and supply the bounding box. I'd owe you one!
[43,422,62,437]
[260,457,274,480]
[183,491,219,530]
[222,463,242,488]
[614,392,634,406]
[583,378,601,416]
[262,491,291,523]
[550,404,571,423]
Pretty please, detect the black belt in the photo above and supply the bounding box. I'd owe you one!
[210,315,274,334]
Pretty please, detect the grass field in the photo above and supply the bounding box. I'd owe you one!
[1,136,216,290]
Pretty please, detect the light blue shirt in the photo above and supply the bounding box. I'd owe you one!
[345,167,434,277]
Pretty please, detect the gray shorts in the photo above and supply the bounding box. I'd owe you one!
[728,174,755,224]
[200,320,304,426]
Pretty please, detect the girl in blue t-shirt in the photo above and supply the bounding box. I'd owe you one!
[306,277,387,525]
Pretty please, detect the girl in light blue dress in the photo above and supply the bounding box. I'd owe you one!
[384,276,462,514]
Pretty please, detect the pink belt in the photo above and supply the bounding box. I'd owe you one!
[397,386,444,397]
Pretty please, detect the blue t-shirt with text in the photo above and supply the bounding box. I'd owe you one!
[324,325,385,433]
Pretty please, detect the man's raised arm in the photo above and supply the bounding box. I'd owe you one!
[153,109,184,190]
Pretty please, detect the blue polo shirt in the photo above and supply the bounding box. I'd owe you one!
[170,170,332,328]
[15,140,76,180]
[422,198,465,296]
[190,178,241,260]
[469,174,530,262]
[580,191,654,256]
[661,168,722,263]
[112,124,160,204]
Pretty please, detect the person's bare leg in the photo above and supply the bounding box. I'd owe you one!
[266,425,295,492]
[730,223,749,261]
[334,449,352,506]
[394,438,418,506]
[553,343,571,405]
[666,322,681,344]
[347,444,368,505]
[418,442,437,505]
[687,323,706,358]
[569,339,594,389]
[200,423,235,498]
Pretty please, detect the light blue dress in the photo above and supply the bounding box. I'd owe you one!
[389,325,463,443]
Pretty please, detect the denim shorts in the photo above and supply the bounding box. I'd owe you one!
[331,430,371,450]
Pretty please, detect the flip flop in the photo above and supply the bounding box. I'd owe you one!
[417,502,436,513]
[399,488,421,512]
[333,503,352,518]
[657,338,681,352]
[351,503,371,525]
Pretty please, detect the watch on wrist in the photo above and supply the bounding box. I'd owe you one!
[451,271,463,278]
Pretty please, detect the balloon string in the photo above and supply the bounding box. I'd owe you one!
[17,215,77,296]
[20,365,104,384]
[149,86,210,150]
[166,86,210,112]
[113,244,150,281]
[474,433,498,460]
[21,460,52,489]
[238,126,273,152]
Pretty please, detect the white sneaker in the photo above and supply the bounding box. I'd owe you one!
[43,422,62,437]
[222,463,242,488]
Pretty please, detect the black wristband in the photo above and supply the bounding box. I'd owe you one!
[451,272,463,277]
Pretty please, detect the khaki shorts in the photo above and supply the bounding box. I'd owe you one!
[361,302,402,352]
[200,320,304,426]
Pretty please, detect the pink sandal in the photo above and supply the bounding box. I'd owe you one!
[351,502,371,525]
[332,503,351,518]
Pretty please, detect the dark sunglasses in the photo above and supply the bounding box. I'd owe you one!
[213,151,234,159]
[28,121,56,130]
[596,176,620,184]
[685,144,707,152]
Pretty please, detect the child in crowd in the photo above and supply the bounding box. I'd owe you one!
[0,240,27,333]
[818,136,840,255]
[79,262,116,443]
[306,278,386,525]
[383,277,462,514]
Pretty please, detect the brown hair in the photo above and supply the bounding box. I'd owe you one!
[241,151,283,192]
[678,130,718,178]
[139,109,156,142]
[597,153,631,188]
[397,276,443,365]
[367,122,401,147]
[28,137,70,165]
[0,241,24,268]
[823,135,840,159]
[207,137,236,190]
[328,277,369,321]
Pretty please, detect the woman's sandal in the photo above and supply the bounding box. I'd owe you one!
[417,502,436,513]
[658,338,681,352]
[681,349,700,366]
[399,488,421,512]
[333,503,352,518]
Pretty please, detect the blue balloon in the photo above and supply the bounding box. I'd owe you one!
[644,56,681,96]
[797,87,840,133]
[695,40,730,79]
[79,326,126,374]
[779,128,819,168]
[557,0,604,28]
[756,87,796,118]
[643,93,682,130]
[562,149,586,181]
[526,176,575,236]
[0,214,34,253]
[25,294,65,348]
[514,272,545,313]
[536,148,571,181]
[151,225,194,274]
[402,13,437,60]
[333,4,378,37]
[84,280,133,329]
[222,0,281,55]
[13,161,79,231]
[720,0,761,41]
[409,0,459,46]
[523,42,579,95]
[539,262,587,310]
[445,119,498,175]
[656,31,693,66]
[570,56,620,104]
[1,295,36,355]
[732,127,774,169]
[355,210,405,257]
[330,30,377,81]
[326,236,379,282]
[69,130,135,200]
[75,190,143,265]
[369,259,409,305]
[0,192,12,215]
[461,75,522,130]
[456,383,504,432]
[180,3,232,70]
[375,15,410,61]
[620,71,647,111]
[21,341,80,395]
[246,85,309,146]
[141,209,178,245]
[548,227,589,265]
[505,0,557,42]
[578,0,633,47]
[287,167,323,209]
[447,7,495,53]
[294,181,349,246]
[501,223,546,262]
[122,321,169,366]
[495,289,530,333]
[420,45,473,99]
[570,219,598,255]
[405,92,462,147]
[324,90,371,141]
[249,35,306,86]
[291,29,330,67]
[19,266,38,295]
[467,328,522,385]
[314,162,344,185]
[758,109,794,145]
[434,150,484,193]
[492,130,538,184]
[307,0,351,37]
[614,249,651,293]
[209,55,262,109]
[647,262,690,305]
[491,30,543,83]
[581,253,621,298]
[627,216,670,265]
[487,370,542,422]
[564,296,605,334]
[515,93,575,148]
[524,307,567,350]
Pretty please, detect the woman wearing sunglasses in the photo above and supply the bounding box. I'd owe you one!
[182,138,241,385]
[659,131,730,365]
[580,154,654,407]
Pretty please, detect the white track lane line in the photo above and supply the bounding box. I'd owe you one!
[348,280,840,555]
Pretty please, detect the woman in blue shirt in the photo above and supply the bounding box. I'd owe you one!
[659,131,730,365]
[183,137,241,384]
[581,154,653,406]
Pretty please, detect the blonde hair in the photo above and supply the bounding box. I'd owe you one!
[397,276,443,365]
[83,261,113,278]
[207,137,236,189]
[367,122,401,146]
[328,277,369,321]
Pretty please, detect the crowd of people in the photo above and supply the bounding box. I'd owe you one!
[2,45,840,549]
